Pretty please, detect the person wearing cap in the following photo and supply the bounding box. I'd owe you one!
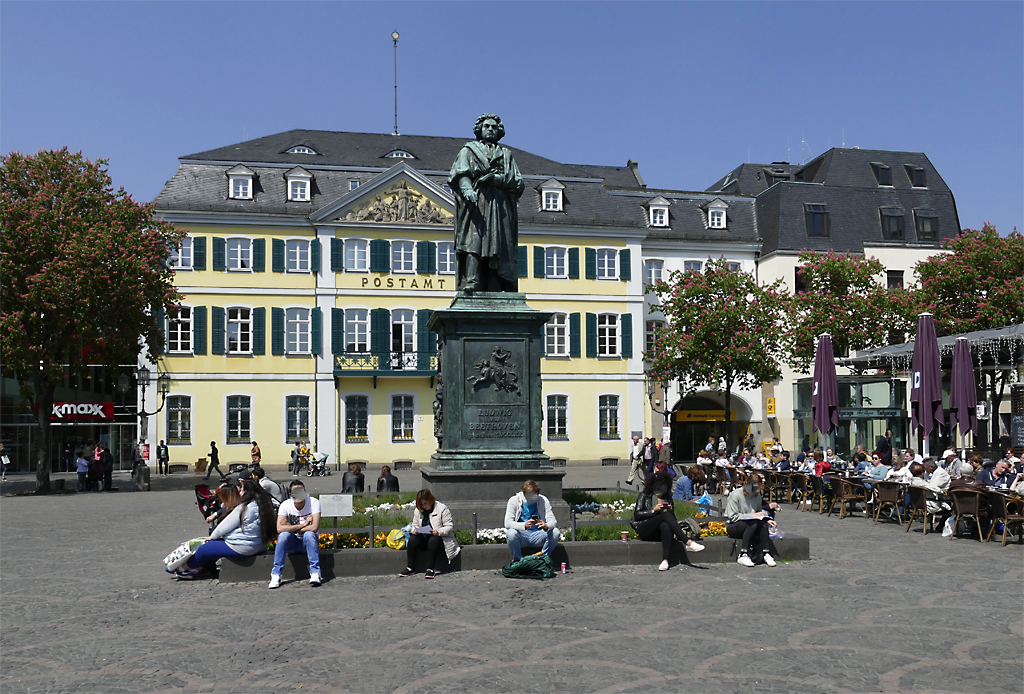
[269,480,322,588]
[924,458,951,492]
[632,461,705,570]
[504,480,559,561]
[940,449,960,474]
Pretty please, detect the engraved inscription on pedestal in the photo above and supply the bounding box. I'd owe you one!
[462,339,527,449]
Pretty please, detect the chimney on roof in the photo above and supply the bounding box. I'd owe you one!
[627,159,646,188]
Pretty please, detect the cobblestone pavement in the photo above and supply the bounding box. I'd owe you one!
[1,486,1021,693]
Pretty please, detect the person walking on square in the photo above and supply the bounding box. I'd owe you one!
[205,441,224,481]
[290,441,301,476]
[1,443,9,481]
[250,441,261,466]
[75,450,89,491]
[504,480,559,561]
[399,490,460,579]
[642,437,656,478]
[269,480,322,588]
[156,440,169,477]
[626,435,645,486]
[63,443,74,473]
[101,443,114,491]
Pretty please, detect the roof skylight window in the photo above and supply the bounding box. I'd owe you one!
[286,146,317,155]
[385,150,415,159]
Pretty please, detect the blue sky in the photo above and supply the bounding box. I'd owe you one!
[2,2,1021,233]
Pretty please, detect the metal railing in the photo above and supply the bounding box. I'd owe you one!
[333,350,438,374]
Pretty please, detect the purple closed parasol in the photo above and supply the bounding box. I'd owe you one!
[948,337,977,439]
[812,334,839,436]
[910,313,944,438]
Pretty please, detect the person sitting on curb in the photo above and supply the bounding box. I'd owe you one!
[269,480,322,589]
[399,490,460,579]
[504,480,559,561]
[632,461,705,570]
[725,472,780,567]
[252,465,284,507]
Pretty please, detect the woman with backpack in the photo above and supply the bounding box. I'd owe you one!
[630,461,704,571]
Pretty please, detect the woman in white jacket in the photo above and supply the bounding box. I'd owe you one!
[399,490,460,579]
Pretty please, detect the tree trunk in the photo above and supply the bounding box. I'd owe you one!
[32,376,55,494]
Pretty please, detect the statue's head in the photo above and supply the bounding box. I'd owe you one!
[473,113,505,142]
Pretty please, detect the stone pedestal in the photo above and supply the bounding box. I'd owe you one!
[424,292,567,522]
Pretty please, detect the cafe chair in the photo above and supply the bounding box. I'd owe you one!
[765,471,790,504]
[948,489,988,542]
[986,493,1024,546]
[904,486,944,535]
[872,481,903,525]
[808,475,832,515]
[828,478,868,519]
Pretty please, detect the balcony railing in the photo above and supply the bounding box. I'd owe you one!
[334,350,438,377]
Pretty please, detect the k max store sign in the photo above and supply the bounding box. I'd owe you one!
[51,402,114,421]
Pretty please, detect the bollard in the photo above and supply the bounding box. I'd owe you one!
[571,509,577,542]
[369,514,374,548]
[472,512,478,545]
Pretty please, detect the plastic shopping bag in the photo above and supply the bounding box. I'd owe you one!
[694,491,714,515]
[163,537,208,571]
[386,528,406,550]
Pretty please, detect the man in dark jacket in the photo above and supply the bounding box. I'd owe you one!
[876,430,893,467]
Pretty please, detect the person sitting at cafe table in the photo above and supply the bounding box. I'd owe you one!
[853,452,871,475]
[978,460,1013,488]
[812,449,831,477]
[939,449,960,473]
[924,458,951,492]
[1010,470,1024,494]
[725,472,780,567]
[948,464,993,535]
[909,462,951,516]
[886,458,913,483]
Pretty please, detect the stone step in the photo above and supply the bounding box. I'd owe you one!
[218,536,810,583]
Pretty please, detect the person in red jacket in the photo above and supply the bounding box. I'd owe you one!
[812,449,831,476]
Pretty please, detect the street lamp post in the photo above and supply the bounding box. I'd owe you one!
[135,366,171,444]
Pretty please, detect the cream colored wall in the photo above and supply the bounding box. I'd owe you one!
[540,376,637,464]
[335,377,437,469]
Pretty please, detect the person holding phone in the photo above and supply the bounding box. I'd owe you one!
[399,490,459,579]
[631,462,704,570]
[504,480,559,561]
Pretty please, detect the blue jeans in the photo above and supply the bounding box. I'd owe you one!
[507,526,558,560]
[272,531,320,576]
[186,540,243,570]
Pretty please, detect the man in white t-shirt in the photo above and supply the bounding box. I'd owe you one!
[269,480,322,588]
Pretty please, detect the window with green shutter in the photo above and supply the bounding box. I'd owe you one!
[585,248,597,279]
[272,239,285,272]
[271,308,285,355]
[620,313,632,358]
[568,248,580,279]
[193,237,207,270]
[252,238,265,272]
[585,313,597,358]
[417,241,437,274]
[212,238,226,271]
[569,313,581,358]
[311,307,322,355]
[619,248,631,281]
[533,246,545,278]
[370,239,390,272]
[252,307,266,355]
[517,246,528,277]
[310,239,321,273]
[193,306,207,354]
[331,308,345,355]
[370,309,390,367]
[211,306,225,354]
[330,238,344,272]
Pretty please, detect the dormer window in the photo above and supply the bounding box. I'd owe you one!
[872,163,892,186]
[538,179,564,212]
[286,146,317,155]
[647,196,670,228]
[880,207,905,239]
[226,164,255,200]
[703,198,729,230]
[385,150,415,159]
[285,167,312,202]
[905,165,927,187]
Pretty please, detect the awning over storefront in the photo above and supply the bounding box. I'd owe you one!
[839,324,1024,373]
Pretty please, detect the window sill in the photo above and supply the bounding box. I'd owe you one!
[595,276,619,281]
[167,440,191,446]
[286,269,311,274]
[226,353,254,358]
[285,353,313,358]
[167,351,194,357]
[391,438,416,444]
[344,268,370,273]
[171,267,194,272]
[597,355,622,360]
[600,436,621,441]
[226,269,253,273]
[544,354,571,360]
[547,437,569,442]
[345,438,369,444]
[544,276,569,281]
[390,271,416,276]
[226,440,251,446]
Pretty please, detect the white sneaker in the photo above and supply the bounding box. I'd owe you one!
[763,554,777,567]
[658,560,669,571]
[737,553,755,567]
[309,572,322,586]
[686,541,705,553]
[268,574,281,589]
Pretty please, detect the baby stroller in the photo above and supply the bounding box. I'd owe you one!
[306,452,330,477]
[195,483,222,532]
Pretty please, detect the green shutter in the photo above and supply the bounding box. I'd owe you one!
[569,313,581,358]
[252,307,266,355]
[212,306,225,354]
[271,308,285,355]
[192,306,207,354]
[311,307,322,355]
[585,313,597,358]
[619,248,631,281]
[272,239,285,272]
[517,245,528,277]
[371,308,390,368]
[416,241,429,273]
[534,246,545,278]
[568,248,580,279]
[310,239,321,273]
[252,238,265,272]
[620,313,633,358]
[154,307,165,355]
[370,239,390,272]
[332,308,345,355]
[193,237,207,270]
[212,238,225,271]
[585,248,597,279]
[331,238,344,272]
[427,241,436,274]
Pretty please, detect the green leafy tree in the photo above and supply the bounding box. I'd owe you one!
[0,148,183,492]
[646,257,789,451]
[786,250,905,372]
[903,224,1024,444]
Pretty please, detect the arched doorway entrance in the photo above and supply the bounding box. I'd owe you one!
[669,392,752,462]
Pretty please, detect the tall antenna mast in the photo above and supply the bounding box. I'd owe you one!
[391,30,400,135]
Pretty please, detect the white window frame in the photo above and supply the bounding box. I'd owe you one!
[226,305,253,355]
[595,248,619,280]
[349,180,360,191]
[644,258,664,286]
[596,313,620,357]
[684,260,703,274]
[726,262,742,272]
[545,246,568,279]
[391,240,415,274]
[437,241,456,275]
[344,238,369,272]
[390,392,417,443]
[224,393,254,445]
[545,392,571,442]
[285,238,311,273]
[167,304,193,354]
[169,236,193,270]
[708,209,726,229]
[166,393,193,445]
[650,206,668,227]
[286,169,313,202]
[545,312,569,357]
[390,308,416,370]
[645,320,664,357]
[285,306,311,355]
[225,237,252,272]
[287,146,316,155]
[343,392,372,444]
[344,307,370,353]
[283,393,311,444]
[598,393,622,441]
[385,150,415,159]
[229,175,252,200]
[543,190,562,211]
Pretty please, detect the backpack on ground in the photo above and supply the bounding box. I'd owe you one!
[501,554,555,580]
[679,517,701,542]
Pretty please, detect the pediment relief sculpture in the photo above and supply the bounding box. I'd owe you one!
[340,181,454,225]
